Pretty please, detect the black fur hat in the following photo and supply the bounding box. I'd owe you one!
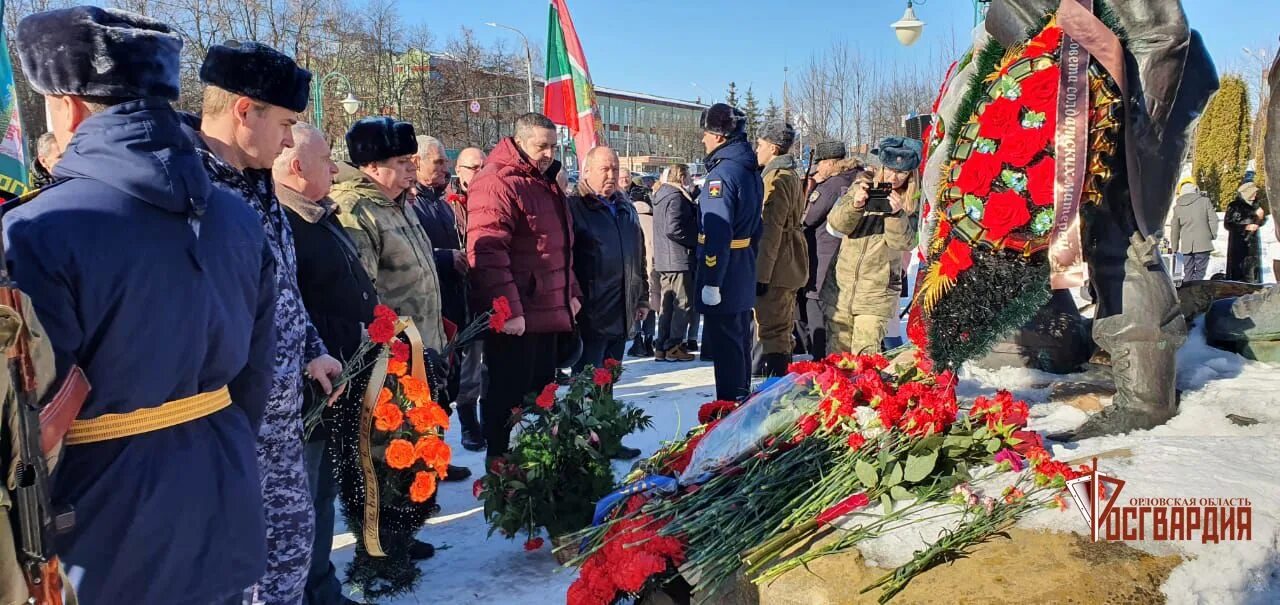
[200,40,311,112]
[700,103,747,138]
[346,117,418,166]
[16,6,182,101]
[759,120,796,153]
[872,136,924,172]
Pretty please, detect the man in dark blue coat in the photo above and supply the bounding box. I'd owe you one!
[801,142,859,359]
[695,103,763,401]
[4,7,277,604]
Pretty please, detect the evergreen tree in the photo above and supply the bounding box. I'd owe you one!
[726,81,739,107]
[743,86,762,141]
[1194,75,1254,210]
[764,96,781,123]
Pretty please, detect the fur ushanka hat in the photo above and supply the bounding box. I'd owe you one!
[16,6,183,101]
[700,103,747,138]
[200,40,312,113]
[759,120,797,153]
[346,117,418,167]
[873,136,924,172]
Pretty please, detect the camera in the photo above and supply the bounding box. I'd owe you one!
[863,182,895,214]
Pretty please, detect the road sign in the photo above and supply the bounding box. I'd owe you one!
[469,100,481,114]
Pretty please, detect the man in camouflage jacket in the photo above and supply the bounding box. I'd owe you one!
[333,117,446,354]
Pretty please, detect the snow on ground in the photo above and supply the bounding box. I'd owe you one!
[329,223,1280,604]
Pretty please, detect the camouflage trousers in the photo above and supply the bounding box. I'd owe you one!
[827,314,888,356]
[255,374,314,605]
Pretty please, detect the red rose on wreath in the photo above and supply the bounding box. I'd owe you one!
[1024,26,1063,58]
[1027,157,1055,207]
[954,151,1003,197]
[937,239,975,280]
[977,97,1023,140]
[1019,66,1060,108]
[982,190,1033,240]
[1000,121,1053,168]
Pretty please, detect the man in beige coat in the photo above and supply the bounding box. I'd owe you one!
[332,117,446,354]
[754,121,808,376]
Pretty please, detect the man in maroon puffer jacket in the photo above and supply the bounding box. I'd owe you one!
[467,112,583,461]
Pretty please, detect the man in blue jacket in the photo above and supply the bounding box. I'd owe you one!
[696,103,763,401]
[192,40,344,604]
[5,7,277,604]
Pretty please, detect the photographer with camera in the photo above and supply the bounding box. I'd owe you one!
[820,137,921,355]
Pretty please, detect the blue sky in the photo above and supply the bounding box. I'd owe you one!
[409,0,1278,105]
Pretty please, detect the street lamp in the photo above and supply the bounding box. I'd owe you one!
[892,0,992,46]
[891,2,925,47]
[486,22,536,113]
[312,71,359,126]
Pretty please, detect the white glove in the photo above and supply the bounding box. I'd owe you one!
[701,285,722,306]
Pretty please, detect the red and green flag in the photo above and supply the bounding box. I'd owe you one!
[544,0,602,164]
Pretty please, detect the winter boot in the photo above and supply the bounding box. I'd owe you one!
[1068,234,1186,440]
[627,336,648,358]
[761,352,791,378]
[458,400,486,452]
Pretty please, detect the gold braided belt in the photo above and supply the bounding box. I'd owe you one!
[696,234,752,249]
[63,387,232,445]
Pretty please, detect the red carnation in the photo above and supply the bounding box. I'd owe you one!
[390,340,410,362]
[846,433,867,451]
[604,358,621,371]
[953,151,1003,197]
[981,190,1033,241]
[697,400,738,425]
[373,304,396,322]
[797,414,820,438]
[1026,157,1055,207]
[524,537,545,551]
[368,317,396,345]
[816,492,871,526]
[977,97,1023,140]
[489,296,513,332]
[937,239,975,280]
[472,479,484,499]
[1011,429,1045,455]
[593,367,613,387]
[535,383,557,410]
[907,311,928,348]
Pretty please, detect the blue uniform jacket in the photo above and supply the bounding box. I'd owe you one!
[2,99,277,605]
[696,138,763,314]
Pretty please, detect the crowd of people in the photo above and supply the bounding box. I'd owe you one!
[0,6,933,605]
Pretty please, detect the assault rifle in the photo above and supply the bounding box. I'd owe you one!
[1,213,86,605]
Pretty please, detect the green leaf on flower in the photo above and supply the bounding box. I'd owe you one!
[890,485,915,503]
[1000,169,1028,193]
[943,434,974,450]
[856,458,880,488]
[1021,110,1046,129]
[984,438,1003,453]
[972,426,990,440]
[904,449,939,483]
[884,463,903,488]
[911,434,945,455]
[881,493,894,515]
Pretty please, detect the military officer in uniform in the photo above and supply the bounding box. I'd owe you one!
[695,103,763,401]
[754,120,808,377]
[5,7,278,604]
